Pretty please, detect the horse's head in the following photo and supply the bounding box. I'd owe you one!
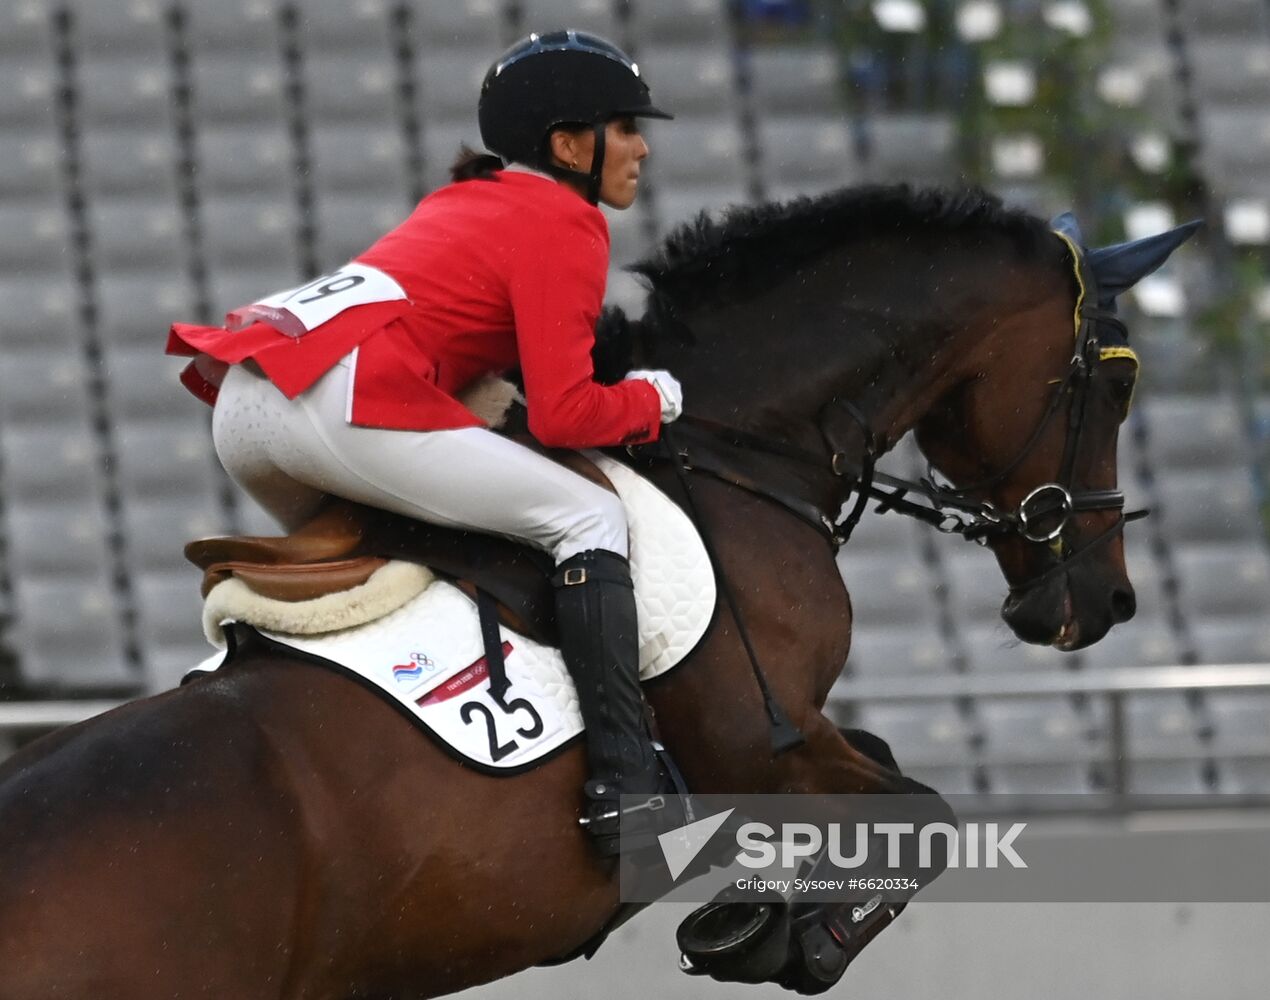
[916,213,1200,650]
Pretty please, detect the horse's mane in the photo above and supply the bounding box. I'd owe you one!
[632,183,1055,323]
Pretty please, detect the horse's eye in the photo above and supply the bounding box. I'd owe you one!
[1107,376,1135,409]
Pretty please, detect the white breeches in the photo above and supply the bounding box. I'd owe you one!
[211,358,628,563]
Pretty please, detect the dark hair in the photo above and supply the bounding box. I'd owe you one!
[450,145,504,182]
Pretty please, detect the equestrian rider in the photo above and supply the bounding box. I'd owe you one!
[166,31,681,856]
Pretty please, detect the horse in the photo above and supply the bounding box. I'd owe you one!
[0,185,1196,999]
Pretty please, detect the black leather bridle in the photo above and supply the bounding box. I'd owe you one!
[649,229,1147,597]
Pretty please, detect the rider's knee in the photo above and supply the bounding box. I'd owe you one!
[555,487,628,562]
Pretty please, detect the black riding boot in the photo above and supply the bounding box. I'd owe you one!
[553,548,672,856]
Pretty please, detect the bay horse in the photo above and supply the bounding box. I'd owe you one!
[0,186,1196,999]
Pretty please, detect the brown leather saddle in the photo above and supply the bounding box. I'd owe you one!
[185,452,618,648]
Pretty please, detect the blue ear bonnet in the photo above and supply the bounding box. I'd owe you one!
[1049,211,1203,315]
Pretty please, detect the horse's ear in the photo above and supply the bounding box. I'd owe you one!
[1049,211,1084,247]
[1085,219,1203,307]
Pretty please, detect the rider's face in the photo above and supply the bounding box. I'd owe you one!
[550,117,649,209]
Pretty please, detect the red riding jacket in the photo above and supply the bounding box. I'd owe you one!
[166,170,661,449]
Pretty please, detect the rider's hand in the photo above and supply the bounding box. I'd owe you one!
[625,369,683,423]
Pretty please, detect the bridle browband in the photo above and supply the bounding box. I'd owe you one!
[648,229,1147,597]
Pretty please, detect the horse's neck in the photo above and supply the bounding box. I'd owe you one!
[655,241,996,456]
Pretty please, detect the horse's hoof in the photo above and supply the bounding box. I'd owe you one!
[676,895,791,984]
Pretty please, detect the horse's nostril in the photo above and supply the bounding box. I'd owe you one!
[1111,587,1136,623]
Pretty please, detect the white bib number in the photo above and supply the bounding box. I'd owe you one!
[226,263,408,337]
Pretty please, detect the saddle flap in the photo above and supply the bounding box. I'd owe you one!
[185,501,367,569]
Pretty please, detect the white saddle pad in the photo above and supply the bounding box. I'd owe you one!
[189,454,716,774]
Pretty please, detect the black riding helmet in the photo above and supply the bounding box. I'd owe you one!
[478,30,673,205]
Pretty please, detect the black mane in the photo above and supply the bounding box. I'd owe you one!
[632,183,1055,320]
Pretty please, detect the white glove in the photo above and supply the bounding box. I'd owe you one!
[625,369,683,423]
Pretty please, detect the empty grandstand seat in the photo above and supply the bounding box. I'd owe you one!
[122,497,227,574]
[942,547,1006,624]
[0,125,62,201]
[134,569,215,692]
[1173,544,1270,620]
[309,193,409,267]
[984,761,1096,795]
[628,0,731,44]
[848,699,974,767]
[902,764,978,796]
[194,124,293,198]
[0,55,57,128]
[10,574,134,690]
[748,46,842,116]
[841,622,952,677]
[1078,622,1183,670]
[758,117,862,198]
[638,46,737,115]
[183,0,282,54]
[1125,759,1211,795]
[0,270,81,352]
[1189,620,1270,663]
[101,348,205,427]
[1206,691,1270,755]
[200,196,299,271]
[300,55,398,125]
[3,501,114,579]
[75,59,173,128]
[0,352,93,427]
[977,696,1092,762]
[0,424,105,504]
[838,552,940,626]
[188,58,289,126]
[1174,0,1268,39]
[1216,758,1270,795]
[96,269,198,349]
[0,202,72,272]
[1154,470,1263,544]
[293,0,390,51]
[71,0,167,51]
[646,116,747,185]
[415,1,507,49]
[414,51,489,122]
[518,0,620,37]
[961,624,1070,673]
[0,0,53,58]
[863,114,957,185]
[207,267,304,321]
[1199,110,1270,189]
[1113,691,1206,758]
[1141,394,1250,468]
[79,129,179,200]
[113,423,220,501]
[87,200,185,271]
[1186,40,1270,106]
[308,124,409,195]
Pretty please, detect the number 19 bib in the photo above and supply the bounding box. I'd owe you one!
[226,263,409,338]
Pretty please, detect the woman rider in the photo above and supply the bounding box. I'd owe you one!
[167,31,682,856]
